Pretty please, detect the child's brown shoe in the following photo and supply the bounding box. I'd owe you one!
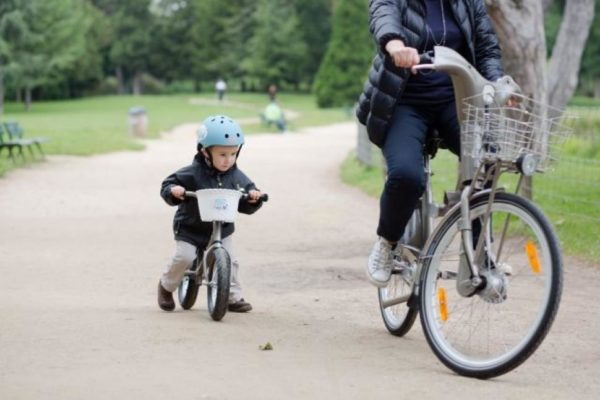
[228,299,252,313]
[157,281,175,311]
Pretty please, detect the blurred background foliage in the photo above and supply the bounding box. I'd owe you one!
[0,0,598,111]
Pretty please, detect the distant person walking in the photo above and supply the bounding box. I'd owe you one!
[215,78,227,102]
[267,84,278,101]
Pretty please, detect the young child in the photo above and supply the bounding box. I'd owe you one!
[157,115,264,312]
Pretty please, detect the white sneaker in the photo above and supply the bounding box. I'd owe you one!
[367,238,395,287]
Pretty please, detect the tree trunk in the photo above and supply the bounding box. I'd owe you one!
[0,67,4,116]
[24,87,32,111]
[547,0,595,111]
[486,0,547,200]
[132,71,143,95]
[486,0,547,102]
[116,66,127,94]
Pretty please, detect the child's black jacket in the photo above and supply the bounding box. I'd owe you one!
[160,154,262,248]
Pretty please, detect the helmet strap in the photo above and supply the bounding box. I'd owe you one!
[201,148,214,168]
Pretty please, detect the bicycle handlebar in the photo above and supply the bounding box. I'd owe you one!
[242,192,269,203]
[410,47,522,107]
[184,190,269,203]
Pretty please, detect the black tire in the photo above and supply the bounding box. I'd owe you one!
[419,192,562,379]
[206,247,231,321]
[178,275,200,310]
[378,207,421,336]
[378,284,418,336]
[177,258,202,310]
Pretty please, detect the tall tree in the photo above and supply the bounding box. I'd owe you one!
[109,0,154,95]
[148,0,197,83]
[188,0,227,89]
[295,0,333,87]
[219,0,257,91]
[578,0,600,97]
[547,0,595,110]
[0,0,18,114]
[1,0,89,110]
[43,1,108,99]
[313,0,372,107]
[245,0,307,89]
[487,0,595,110]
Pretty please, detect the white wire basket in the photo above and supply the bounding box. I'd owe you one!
[461,94,573,172]
[195,189,242,222]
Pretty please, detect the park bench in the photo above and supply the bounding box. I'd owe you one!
[0,123,28,162]
[3,121,48,160]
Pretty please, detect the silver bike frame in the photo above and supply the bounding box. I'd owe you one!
[410,46,521,295]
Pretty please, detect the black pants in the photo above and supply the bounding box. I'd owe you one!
[378,101,460,242]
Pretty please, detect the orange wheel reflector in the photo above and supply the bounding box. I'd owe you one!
[438,288,448,322]
[525,240,541,274]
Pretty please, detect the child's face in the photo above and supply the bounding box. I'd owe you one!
[203,145,239,172]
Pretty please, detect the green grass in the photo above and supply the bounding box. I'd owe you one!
[534,158,600,259]
[0,92,350,175]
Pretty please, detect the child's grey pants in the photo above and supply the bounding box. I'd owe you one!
[160,236,242,303]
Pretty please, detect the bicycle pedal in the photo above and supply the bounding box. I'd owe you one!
[439,270,457,280]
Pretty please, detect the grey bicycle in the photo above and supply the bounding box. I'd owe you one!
[377,46,570,378]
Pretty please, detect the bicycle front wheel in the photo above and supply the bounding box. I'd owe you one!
[419,192,562,378]
[206,247,231,321]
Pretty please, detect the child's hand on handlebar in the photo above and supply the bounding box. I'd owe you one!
[385,39,420,69]
[170,185,186,200]
[247,189,262,204]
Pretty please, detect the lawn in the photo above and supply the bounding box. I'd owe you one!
[0,92,350,175]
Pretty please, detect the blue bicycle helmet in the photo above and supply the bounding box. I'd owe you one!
[197,115,245,148]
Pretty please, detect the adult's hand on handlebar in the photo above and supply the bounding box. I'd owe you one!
[385,39,420,69]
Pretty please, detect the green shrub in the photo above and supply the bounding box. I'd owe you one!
[313,0,373,108]
[141,73,166,94]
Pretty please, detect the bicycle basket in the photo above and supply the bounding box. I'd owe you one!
[195,189,242,222]
[461,93,573,172]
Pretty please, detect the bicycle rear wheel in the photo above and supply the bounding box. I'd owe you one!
[378,208,421,336]
[178,260,202,310]
[206,247,231,321]
[419,192,562,378]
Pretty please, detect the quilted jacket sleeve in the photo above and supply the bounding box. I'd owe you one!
[160,166,194,206]
[472,0,504,81]
[369,0,407,53]
[235,169,263,215]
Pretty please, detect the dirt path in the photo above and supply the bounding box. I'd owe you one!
[1,123,598,399]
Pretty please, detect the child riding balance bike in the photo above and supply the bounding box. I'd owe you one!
[157,115,267,318]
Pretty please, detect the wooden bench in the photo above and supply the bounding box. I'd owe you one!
[3,121,48,160]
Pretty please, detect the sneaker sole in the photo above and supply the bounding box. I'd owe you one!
[365,269,390,288]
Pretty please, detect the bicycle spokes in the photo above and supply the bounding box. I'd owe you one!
[420,193,562,378]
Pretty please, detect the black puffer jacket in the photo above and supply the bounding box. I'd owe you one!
[356,0,504,147]
[160,154,262,248]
